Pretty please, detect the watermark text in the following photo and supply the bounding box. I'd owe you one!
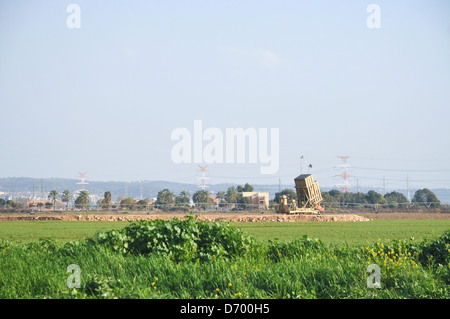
[171,120,279,174]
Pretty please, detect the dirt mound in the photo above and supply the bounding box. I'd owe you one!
[0,215,64,221]
[0,213,370,222]
[196,214,370,222]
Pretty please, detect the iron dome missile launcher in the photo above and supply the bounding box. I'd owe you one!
[276,174,324,215]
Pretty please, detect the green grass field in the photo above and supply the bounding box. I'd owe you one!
[1,218,450,299]
[0,221,129,243]
[1,219,450,245]
[233,219,450,244]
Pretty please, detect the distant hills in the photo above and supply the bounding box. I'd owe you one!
[0,177,275,201]
[0,177,449,204]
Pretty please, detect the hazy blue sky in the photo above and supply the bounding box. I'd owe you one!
[1,0,449,191]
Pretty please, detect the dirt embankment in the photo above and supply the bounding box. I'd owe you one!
[0,213,371,222]
[4,212,449,222]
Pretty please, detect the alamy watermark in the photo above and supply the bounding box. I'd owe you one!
[366,4,381,29]
[367,264,381,288]
[171,120,279,174]
[66,4,81,29]
[66,264,81,289]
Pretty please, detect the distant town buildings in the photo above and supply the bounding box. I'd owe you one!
[242,192,270,209]
[26,199,52,209]
[208,195,220,208]
[205,191,270,210]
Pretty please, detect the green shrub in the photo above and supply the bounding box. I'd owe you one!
[56,275,140,299]
[25,237,62,253]
[89,216,255,262]
[418,230,450,267]
[158,206,190,213]
[167,206,190,213]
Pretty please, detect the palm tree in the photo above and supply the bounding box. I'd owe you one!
[193,190,212,210]
[216,191,225,202]
[61,190,73,210]
[48,190,59,211]
[103,191,112,208]
[155,189,174,208]
[75,190,90,210]
[225,187,238,204]
[216,191,225,208]
[180,190,190,199]
[175,190,191,207]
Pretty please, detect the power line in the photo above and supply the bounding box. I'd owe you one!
[352,166,450,173]
[349,174,450,182]
[351,156,450,162]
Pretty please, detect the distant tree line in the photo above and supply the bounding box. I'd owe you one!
[154,183,256,211]
[0,198,20,208]
[273,188,442,209]
[2,182,258,211]
[0,184,443,211]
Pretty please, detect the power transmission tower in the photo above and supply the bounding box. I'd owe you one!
[77,172,88,191]
[406,176,410,202]
[198,165,209,190]
[335,156,350,192]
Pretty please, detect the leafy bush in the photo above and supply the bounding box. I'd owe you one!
[418,230,450,266]
[56,276,138,299]
[80,276,126,299]
[157,206,190,213]
[25,237,61,253]
[89,216,255,262]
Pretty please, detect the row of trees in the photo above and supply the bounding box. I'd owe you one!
[46,189,91,210]
[0,190,91,210]
[36,184,257,211]
[2,183,442,211]
[273,188,441,209]
[38,183,256,211]
[46,190,147,210]
[154,183,256,210]
[0,198,21,208]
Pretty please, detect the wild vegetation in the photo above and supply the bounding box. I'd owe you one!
[0,218,449,299]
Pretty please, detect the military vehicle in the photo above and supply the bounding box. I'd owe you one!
[276,174,324,215]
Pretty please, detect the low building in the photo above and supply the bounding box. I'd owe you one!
[26,199,53,209]
[241,192,270,210]
[208,195,220,208]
